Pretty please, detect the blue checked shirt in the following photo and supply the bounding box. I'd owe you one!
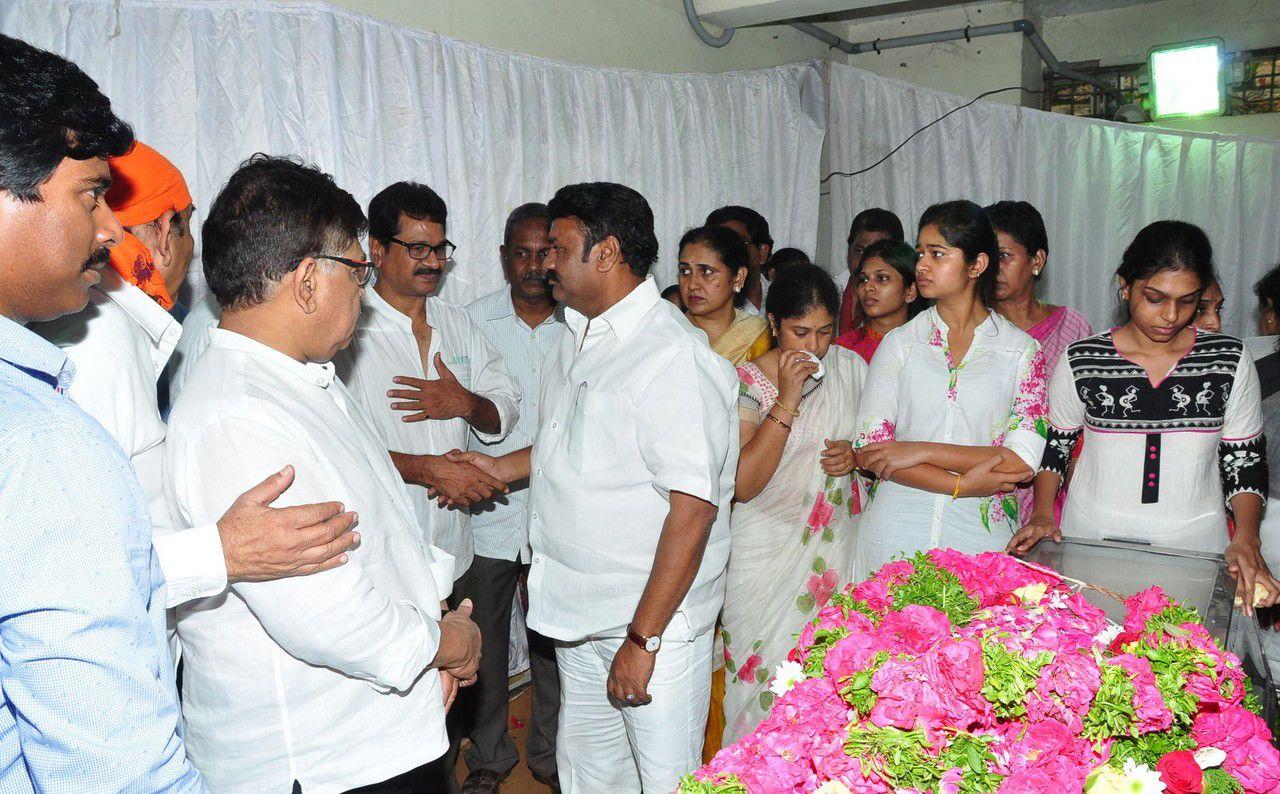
[0,314,202,793]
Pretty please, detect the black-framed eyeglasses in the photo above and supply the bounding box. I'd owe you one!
[388,236,457,262]
[296,254,376,287]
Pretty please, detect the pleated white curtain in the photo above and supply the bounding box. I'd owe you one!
[827,61,1280,338]
[0,0,825,306]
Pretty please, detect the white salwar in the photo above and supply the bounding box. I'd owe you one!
[721,346,867,743]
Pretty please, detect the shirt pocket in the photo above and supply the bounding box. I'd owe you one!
[567,389,623,474]
[437,347,474,391]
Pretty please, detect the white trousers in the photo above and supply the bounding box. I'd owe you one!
[555,626,713,793]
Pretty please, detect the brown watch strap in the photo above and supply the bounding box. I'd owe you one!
[627,624,652,650]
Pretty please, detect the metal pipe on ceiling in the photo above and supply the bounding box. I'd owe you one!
[705,11,1125,104]
[684,0,735,47]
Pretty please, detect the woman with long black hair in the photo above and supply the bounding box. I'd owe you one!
[1009,221,1279,614]
[853,200,1049,573]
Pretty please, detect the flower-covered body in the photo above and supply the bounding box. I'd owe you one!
[683,552,1277,794]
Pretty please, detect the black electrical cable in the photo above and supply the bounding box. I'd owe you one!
[821,86,1046,184]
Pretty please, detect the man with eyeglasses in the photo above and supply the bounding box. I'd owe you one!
[451,202,564,793]
[164,155,481,792]
[34,141,361,648]
[337,182,520,791]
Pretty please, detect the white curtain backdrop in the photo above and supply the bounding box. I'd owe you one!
[827,61,1280,338]
[1,0,825,307]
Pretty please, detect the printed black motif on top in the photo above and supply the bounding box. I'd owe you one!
[1066,333,1243,433]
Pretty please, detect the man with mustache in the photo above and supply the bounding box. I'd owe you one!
[456,202,564,793]
[706,205,773,316]
[452,182,738,793]
[0,35,350,791]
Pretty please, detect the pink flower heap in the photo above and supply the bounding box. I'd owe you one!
[682,550,1280,794]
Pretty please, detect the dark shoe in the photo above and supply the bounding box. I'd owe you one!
[460,769,507,794]
[531,770,561,793]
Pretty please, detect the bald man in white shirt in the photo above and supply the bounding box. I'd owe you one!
[165,155,480,793]
[454,182,738,793]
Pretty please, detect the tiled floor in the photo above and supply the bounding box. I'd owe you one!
[453,687,551,793]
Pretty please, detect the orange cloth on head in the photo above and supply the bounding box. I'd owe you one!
[105,142,193,310]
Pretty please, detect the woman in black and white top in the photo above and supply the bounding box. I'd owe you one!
[1009,221,1279,614]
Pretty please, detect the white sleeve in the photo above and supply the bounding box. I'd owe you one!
[853,329,904,446]
[167,414,441,693]
[463,314,521,444]
[1002,339,1050,470]
[153,525,228,608]
[636,349,735,504]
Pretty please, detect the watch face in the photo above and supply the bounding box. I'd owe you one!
[645,636,661,653]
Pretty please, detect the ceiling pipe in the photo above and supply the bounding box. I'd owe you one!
[782,16,1125,103]
[684,0,735,47]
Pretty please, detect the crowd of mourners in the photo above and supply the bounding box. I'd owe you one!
[3,32,1280,794]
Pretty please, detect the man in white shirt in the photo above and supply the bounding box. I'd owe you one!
[454,182,739,793]
[336,181,520,794]
[707,205,773,316]
[338,182,518,580]
[459,203,563,793]
[34,141,359,611]
[165,155,481,793]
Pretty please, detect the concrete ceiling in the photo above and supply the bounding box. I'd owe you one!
[692,0,1168,28]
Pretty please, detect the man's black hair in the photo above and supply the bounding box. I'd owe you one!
[202,154,367,310]
[368,181,447,244]
[847,208,904,245]
[547,182,659,277]
[503,202,550,247]
[705,205,773,247]
[0,35,134,201]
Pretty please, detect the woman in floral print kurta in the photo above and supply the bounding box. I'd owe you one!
[853,201,1050,575]
[720,266,867,743]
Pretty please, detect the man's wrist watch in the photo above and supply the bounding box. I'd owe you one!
[627,624,661,653]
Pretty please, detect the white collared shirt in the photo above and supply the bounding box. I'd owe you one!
[464,288,565,562]
[337,288,520,578]
[164,329,454,793]
[744,274,771,316]
[34,269,226,608]
[525,277,739,642]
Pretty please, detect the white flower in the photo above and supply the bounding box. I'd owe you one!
[1094,623,1123,648]
[768,661,806,697]
[1121,759,1166,793]
[1013,582,1048,605]
[1194,746,1226,769]
[813,782,852,794]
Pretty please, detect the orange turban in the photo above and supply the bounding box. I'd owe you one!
[105,142,193,309]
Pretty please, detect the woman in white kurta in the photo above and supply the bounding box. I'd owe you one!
[1010,220,1279,613]
[854,201,1049,575]
[721,265,866,743]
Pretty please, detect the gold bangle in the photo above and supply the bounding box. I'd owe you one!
[764,412,792,432]
[774,400,800,418]
[952,472,963,500]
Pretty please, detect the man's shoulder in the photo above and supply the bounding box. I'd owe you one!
[638,305,737,386]
[166,348,283,439]
[31,289,134,353]
[0,377,131,480]
[463,288,509,319]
